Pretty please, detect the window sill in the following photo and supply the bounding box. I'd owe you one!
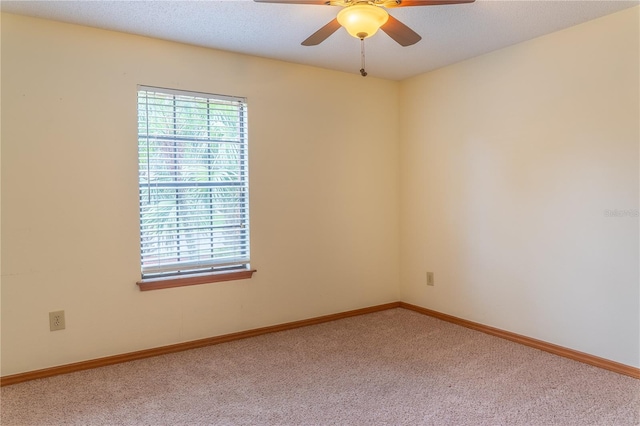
[137,269,256,291]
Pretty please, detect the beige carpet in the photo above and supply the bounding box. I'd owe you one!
[1,308,639,425]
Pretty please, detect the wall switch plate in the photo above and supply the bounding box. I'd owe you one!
[427,272,435,286]
[49,311,66,331]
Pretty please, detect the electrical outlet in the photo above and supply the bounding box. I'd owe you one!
[426,272,435,286]
[49,311,66,331]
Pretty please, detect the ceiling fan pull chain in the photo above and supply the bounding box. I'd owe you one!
[360,37,367,77]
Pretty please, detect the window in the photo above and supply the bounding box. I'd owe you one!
[136,86,253,290]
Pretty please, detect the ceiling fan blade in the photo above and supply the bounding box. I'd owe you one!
[385,0,474,7]
[302,18,341,46]
[254,0,330,4]
[380,15,422,47]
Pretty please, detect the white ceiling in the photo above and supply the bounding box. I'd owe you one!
[1,0,637,80]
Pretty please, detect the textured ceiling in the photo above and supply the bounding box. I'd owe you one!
[1,0,637,80]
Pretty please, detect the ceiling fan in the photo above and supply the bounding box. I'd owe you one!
[254,0,475,76]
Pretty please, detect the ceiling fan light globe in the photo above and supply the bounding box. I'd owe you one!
[337,5,389,39]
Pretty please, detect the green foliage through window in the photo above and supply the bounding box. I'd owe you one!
[137,86,250,278]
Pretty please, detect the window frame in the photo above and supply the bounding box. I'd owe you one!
[135,85,255,291]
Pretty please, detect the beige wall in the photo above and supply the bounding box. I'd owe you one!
[0,14,401,375]
[2,6,639,376]
[400,7,639,367]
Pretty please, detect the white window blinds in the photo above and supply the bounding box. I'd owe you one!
[137,86,250,278]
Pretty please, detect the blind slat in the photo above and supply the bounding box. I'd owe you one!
[142,258,251,275]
